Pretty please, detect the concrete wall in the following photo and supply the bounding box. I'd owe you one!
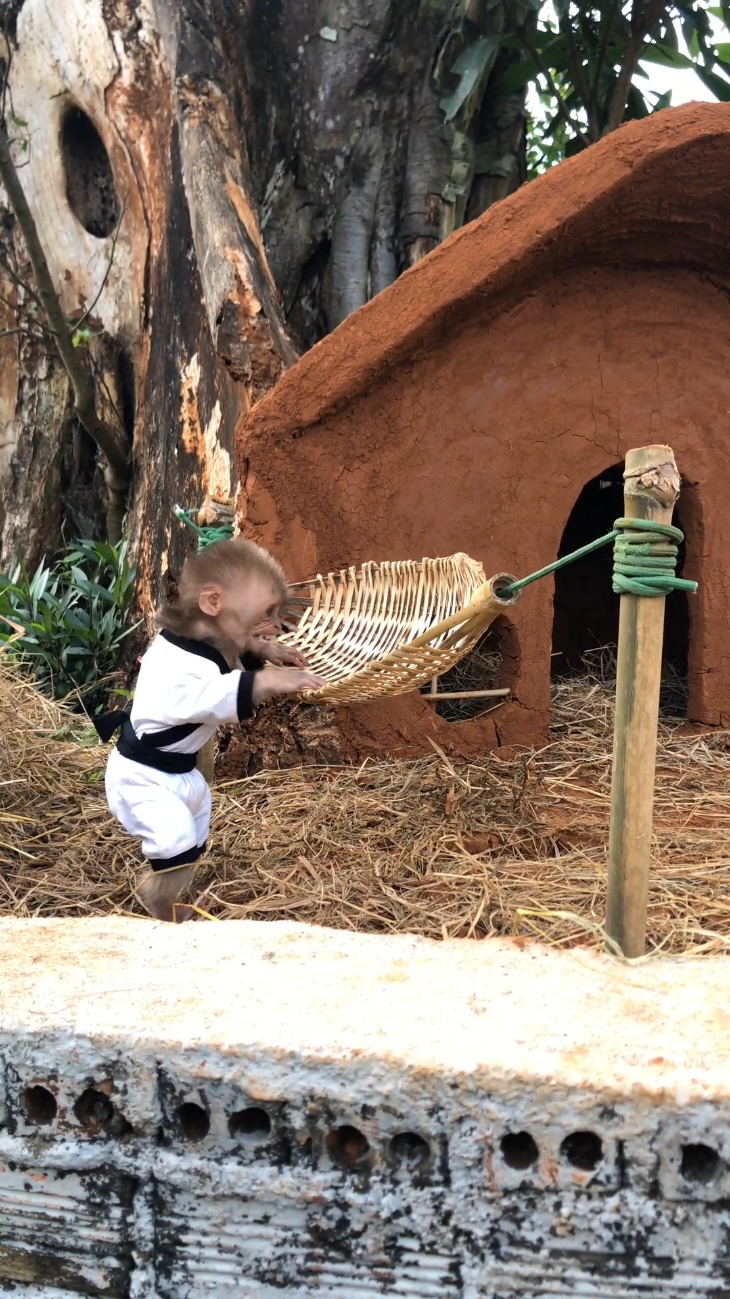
[1,917,730,1296]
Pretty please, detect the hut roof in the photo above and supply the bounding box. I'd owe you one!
[240,103,730,448]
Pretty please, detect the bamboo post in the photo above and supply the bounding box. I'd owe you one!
[605,445,681,958]
[196,737,216,784]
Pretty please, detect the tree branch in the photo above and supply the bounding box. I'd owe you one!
[0,247,46,312]
[0,122,130,494]
[590,0,621,121]
[0,325,31,337]
[70,197,126,333]
[604,0,669,134]
[514,21,590,147]
[503,0,590,146]
[559,15,596,139]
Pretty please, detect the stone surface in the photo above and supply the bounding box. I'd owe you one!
[1,918,730,1294]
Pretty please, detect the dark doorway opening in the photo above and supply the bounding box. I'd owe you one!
[551,465,689,714]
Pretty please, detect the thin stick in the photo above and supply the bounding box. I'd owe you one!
[422,688,510,701]
[605,445,681,957]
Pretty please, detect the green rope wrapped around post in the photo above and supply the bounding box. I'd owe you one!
[500,518,697,599]
[173,505,234,552]
[611,518,697,596]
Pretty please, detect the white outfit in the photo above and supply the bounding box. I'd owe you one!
[102,631,258,867]
[105,756,212,863]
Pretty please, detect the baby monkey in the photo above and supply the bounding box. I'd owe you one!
[95,538,325,921]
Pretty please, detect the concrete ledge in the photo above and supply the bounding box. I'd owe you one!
[1,919,729,1295]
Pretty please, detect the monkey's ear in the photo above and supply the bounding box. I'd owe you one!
[199,583,223,616]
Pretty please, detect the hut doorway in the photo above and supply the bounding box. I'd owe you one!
[550,465,689,714]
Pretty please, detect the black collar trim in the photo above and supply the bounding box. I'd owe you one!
[160,628,231,674]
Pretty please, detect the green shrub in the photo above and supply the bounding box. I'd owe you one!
[0,538,139,714]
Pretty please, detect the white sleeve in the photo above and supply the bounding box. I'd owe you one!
[165,667,256,726]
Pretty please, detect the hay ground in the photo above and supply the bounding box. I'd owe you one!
[2,655,730,955]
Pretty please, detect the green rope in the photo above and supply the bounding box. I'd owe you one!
[501,518,698,598]
[174,505,234,552]
[611,518,697,597]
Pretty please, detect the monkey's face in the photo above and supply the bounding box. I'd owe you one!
[199,576,282,650]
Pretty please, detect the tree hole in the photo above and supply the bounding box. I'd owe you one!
[551,465,689,716]
[117,347,136,443]
[61,106,120,239]
[22,1085,57,1126]
[176,1101,210,1142]
[389,1131,431,1171]
[73,1087,114,1132]
[680,1142,722,1184]
[228,1106,271,1142]
[560,1130,603,1170]
[326,1124,370,1169]
[421,618,518,722]
[500,1130,539,1170]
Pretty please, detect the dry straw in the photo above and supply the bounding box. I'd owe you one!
[2,650,730,955]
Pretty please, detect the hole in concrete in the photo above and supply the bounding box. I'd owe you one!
[500,1131,539,1170]
[228,1106,271,1142]
[326,1124,370,1169]
[61,106,120,239]
[176,1102,210,1142]
[680,1142,722,1184]
[561,1130,603,1170]
[22,1085,57,1126]
[389,1132,430,1171]
[73,1087,114,1131]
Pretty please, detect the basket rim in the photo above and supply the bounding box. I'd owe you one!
[288,552,486,592]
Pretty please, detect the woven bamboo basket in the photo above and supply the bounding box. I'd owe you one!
[282,554,521,705]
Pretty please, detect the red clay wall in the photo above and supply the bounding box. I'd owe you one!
[237,107,730,759]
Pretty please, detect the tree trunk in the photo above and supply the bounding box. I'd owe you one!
[0,0,526,607]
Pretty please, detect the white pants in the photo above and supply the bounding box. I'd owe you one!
[105,749,211,863]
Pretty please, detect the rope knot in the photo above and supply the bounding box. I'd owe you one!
[612,518,698,597]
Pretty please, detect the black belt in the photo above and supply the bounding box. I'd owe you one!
[93,711,201,774]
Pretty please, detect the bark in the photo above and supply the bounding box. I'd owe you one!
[0,0,527,604]
[0,120,130,539]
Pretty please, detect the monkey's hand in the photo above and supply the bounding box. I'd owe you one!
[251,667,327,704]
[248,636,308,668]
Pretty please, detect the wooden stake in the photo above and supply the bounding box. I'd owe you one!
[196,737,216,784]
[605,445,681,958]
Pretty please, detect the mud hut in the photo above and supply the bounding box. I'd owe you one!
[237,103,730,759]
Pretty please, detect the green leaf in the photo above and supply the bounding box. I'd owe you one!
[494,53,539,95]
[640,43,696,70]
[650,89,673,112]
[0,536,137,716]
[440,35,502,120]
[695,64,730,100]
